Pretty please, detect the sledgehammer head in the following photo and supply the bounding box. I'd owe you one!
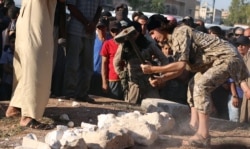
[114,26,137,43]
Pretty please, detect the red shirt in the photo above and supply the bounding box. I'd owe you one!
[100,39,120,81]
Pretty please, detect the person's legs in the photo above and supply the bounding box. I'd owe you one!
[63,34,82,98]
[197,112,209,138]
[189,107,198,129]
[108,81,123,100]
[76,37,94,100]
[183,63,230,147]
[187,74,199,129]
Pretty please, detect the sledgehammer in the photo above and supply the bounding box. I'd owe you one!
[114,26,146,64]
[114,26,158,79]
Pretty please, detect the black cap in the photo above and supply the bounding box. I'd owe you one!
[96,18,109,28]
[101,11,112,18]
[236,36,250,45]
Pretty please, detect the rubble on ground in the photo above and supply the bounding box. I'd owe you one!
[14,111,175,149]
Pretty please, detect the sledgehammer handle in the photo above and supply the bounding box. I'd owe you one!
[128,39,157,79]
[128,38,146,64]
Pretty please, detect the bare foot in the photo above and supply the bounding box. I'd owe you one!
[20,117,33,126]
[5,106,21,118]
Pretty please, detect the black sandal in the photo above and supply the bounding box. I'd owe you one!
[24,119,55,130]
[182,133,211,148]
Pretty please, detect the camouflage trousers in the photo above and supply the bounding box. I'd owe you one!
[187,57,248,114]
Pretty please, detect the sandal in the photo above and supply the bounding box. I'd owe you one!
[24,119,55,130]
[182,133,211,148]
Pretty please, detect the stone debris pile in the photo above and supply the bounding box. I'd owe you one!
[15,111,175,149]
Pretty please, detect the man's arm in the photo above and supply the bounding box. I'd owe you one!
[101,56,109,93]
[141,61,187,87]
[141,61,186,75]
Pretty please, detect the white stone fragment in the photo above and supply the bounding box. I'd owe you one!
[72,101,80,107]
[21,137,50,149]
[67,121,74,128]
[80,122,97,131]
[60,130,87,149]
[119,117,158,146]
[139,112,175,133]
[58,98,63,102]
[56,125,68,131]
[45,129,64,149]
[59,114,70,121]
[97,113,118,129]
[97,111,158,146]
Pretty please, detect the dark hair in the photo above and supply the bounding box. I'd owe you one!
[147,14,176,34]
[138,14,148,21]
[209,26,222,36]
[131,11,144,21]
[8,6,19,19]
[101,11,112,18]
[182,16,197,28]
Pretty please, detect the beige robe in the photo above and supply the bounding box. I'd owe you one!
[9,0,57,119]
[240,51,250,123]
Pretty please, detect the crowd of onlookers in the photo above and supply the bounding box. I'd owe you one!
[0,0,19,100]
[0,1,250,123]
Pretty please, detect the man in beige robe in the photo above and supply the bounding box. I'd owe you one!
[240,28,250,123]
[5,0,57,129]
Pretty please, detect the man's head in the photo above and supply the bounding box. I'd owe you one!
[244,28,250,39]
[236,36,250,56]
[109,20,121,37]
[208,26,222,37]
[96,18,109,29]
[182,16,196,28]
[166,15,177,25]
[132,11,144,22]
[147,14,169,43]
[4,0,14,8]
[234,27,244,38]
[196,19,205,26]
[115,3,129,21]
[101,11,112,20]
[137,15,148,35]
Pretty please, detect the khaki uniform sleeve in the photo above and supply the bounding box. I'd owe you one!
[172,26,192,62]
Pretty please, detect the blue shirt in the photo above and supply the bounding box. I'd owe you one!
[228,78,243,99]
[93,32,111,74]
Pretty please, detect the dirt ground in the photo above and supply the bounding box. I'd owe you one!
[0,95,250,149]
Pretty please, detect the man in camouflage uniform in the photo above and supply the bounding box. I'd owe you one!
[140,14,250,148]
[113,21,169,104]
